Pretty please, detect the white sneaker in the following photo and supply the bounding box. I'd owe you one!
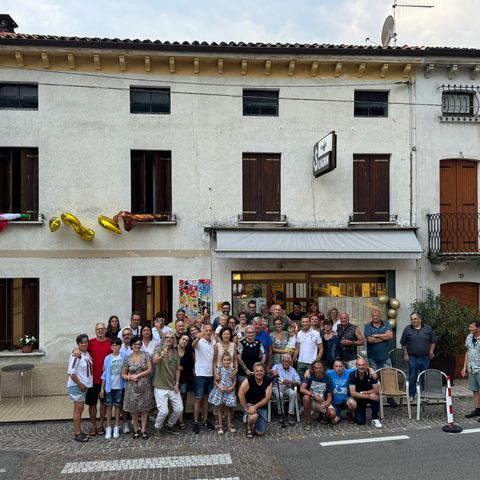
[113,426,120,439]
[372,419,383,428]
[122,422,130,434]
[105,426,112,439]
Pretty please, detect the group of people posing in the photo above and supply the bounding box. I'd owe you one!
[67,300,439,442]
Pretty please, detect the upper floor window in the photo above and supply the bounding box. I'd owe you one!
[354,91,388,117]
[130,87,170,114]
[243,89,279,116]
[0,83,38,109]
[131,150,172,215]
[0,278,39,351]
[441,86,479,117]
[0,147,38,218]
[242,152,281,221]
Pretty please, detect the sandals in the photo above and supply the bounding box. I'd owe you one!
[218,429,224,435]
[246,429,253,438]
[88,427,97,436]
[142,432,149,440]
[74,431,90,442]
[178,421,186,430]
[304,423,312,431]
[97,426,105,436]
[133,431,140,439]
[227,427,237,433]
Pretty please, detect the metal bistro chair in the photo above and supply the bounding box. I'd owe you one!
[416,369,447,421]
[376,368,411,419]
[267,385,300,423]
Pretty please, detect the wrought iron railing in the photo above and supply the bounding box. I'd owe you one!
[427,213,480,256]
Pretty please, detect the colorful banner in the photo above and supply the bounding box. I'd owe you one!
[179,279,211,319]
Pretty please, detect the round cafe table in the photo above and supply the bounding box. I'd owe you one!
[0,363,35,408]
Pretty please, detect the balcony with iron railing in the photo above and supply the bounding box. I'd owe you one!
[427,213,480,259]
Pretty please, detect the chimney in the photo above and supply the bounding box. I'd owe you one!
[0,15,18,33]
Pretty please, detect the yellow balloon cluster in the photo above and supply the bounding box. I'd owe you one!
[97,215,122,235]
[377,294,401,326]
[61,212,95,241]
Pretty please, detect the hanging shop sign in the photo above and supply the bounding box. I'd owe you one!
[313,131,337,177]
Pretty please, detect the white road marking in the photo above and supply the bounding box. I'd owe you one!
[459,428,480,435]
[61,453,232,474]
[320,435,410,447]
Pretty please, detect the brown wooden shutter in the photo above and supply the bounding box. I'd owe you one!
[0,149,12,212]
[353,154,389,222]
[261,154,281,221]
[370,156,389,222]
[20,148,39,215]
[0,279,12,350]
[132,276,148,324]
[131,151,146,213]
[154,153,172,214]
[353,155,368,222]
[22,278,39,346]
[242,154,261,221]
[243,153,280,221]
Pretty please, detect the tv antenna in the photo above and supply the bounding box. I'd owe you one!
[381,0,434,46]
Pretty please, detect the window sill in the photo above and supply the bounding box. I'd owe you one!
[0,350,45,358]
[8,220,44,226]
[238,214,288,227]
[133,220,177,226]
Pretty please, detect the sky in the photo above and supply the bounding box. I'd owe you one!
[3,0,480,49]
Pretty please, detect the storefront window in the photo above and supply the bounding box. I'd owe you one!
[232,271,388,332]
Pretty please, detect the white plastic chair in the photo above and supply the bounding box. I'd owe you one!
[416,369,447,420]
[376,367,411,419]
[267,385,300,422]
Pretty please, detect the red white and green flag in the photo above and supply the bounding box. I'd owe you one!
[0,213,30,232]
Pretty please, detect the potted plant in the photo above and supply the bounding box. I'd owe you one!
[411,289,480,379]
[19,335,37,353]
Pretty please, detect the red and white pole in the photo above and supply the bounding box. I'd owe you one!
[442,376,462,433]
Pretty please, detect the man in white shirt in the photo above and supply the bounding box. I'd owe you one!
[118,311,142,342]
[191,324,216,433]
[293,316,323,380]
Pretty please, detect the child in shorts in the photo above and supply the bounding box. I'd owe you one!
[100,338,126,439]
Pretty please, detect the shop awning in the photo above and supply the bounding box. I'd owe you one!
[214,229,423,259]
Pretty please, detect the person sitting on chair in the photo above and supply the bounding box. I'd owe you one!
[270,353,301,426]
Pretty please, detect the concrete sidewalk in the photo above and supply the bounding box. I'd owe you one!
[0,379,472,423]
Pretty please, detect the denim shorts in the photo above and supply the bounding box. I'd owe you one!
[194,376,214,399]
[68,384,87,402]
[179,382,188,395]
[104,389,123,407]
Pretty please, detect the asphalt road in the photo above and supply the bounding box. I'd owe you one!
[270,426,480,480]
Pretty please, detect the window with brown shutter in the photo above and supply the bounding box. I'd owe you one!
[0,278,39,350]
[242,153,281,221]
[0,147,38,218]
[131,150,172,215]
[353,154,390,222]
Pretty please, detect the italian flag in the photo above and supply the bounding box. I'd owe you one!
[0,213,30,233]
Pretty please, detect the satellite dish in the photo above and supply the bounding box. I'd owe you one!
[381,15,395,46]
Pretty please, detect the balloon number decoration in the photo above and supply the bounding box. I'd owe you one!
[97,215,122,235]
[48,212,95,241]
[377,294,401,328]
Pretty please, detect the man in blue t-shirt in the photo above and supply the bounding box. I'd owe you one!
[364,309,397,408]
[300,360,336,429]
[326,359,358,424]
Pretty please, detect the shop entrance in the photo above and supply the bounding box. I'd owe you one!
[232,271,387,329]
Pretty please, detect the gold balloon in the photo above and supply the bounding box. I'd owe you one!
[388,318,397,328]
[61,212,95,241]
[378,295,389,305]
[48,217,61,232]
[387,308,397,319]
[389,298,401,310]
[98,215,122,235]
